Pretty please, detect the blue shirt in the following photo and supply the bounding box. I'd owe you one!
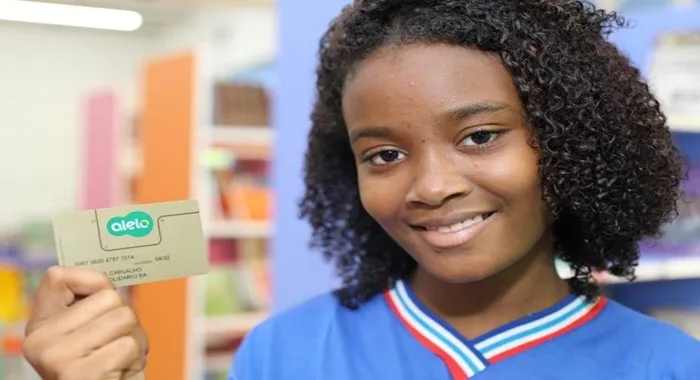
[229,279,700,379]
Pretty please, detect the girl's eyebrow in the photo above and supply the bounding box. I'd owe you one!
[348,101,510,143]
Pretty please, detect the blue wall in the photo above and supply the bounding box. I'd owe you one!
[272,0,700,313]
[271,0,348,312]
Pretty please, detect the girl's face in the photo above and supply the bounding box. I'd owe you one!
[342,43,552,284]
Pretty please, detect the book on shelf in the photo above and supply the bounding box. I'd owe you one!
[237,238,270,310]
[206,238,271,317]
[213,82,270,127]
[204,371,229,380]
[207,154,272,223]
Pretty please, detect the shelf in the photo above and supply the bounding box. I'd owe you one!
[204,126,273,161]
[206,220,273,239]
[204,311,269,339]
[598,256,700,284]
[209,126,273,147]
[671,126,700,133]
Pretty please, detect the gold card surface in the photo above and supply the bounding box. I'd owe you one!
[53,199,210,287]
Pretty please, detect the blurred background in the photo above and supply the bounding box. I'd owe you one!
[0,0,699,379]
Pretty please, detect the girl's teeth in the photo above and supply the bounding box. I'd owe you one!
[434,214,485,233]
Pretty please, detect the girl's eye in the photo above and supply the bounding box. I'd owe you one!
[461,130,500,146]
[367,150,406,166]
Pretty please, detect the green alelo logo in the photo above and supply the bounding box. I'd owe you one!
[107,211,154,237]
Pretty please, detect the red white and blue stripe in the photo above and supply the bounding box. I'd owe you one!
[473,293,607,363]
[384,280,486,380]
[384,279,607,380]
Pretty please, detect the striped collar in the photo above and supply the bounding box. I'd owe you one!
[384,279,607,380]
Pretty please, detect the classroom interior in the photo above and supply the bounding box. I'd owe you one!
[0,0,699,379]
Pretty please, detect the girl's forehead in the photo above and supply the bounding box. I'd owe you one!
[342,44,520,123]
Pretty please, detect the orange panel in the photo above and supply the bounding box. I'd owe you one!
[132,51,195,380]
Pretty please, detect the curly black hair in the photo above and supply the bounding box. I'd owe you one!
[299,0,684,309]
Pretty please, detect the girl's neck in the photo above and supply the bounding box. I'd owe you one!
[409,247,571,340]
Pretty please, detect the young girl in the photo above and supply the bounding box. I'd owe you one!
[21,1,700,379]
[230,0,700,379]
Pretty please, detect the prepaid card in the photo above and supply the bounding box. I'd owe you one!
[53,199,209,287]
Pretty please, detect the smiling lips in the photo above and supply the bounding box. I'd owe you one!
[412,212,495,249]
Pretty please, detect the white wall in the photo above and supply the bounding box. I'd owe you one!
[0,5,276,231]
[159,5,277,77]
[0,23,159,229]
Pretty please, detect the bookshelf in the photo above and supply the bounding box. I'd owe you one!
[131,46,273,380]
[197,46,273,379]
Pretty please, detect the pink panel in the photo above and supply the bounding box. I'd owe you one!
[81,91,118,210]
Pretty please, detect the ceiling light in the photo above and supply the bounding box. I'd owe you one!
[0,0,144,32]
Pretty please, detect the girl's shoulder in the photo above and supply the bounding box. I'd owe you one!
[228,290,388,379]
[602,300,700,378]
